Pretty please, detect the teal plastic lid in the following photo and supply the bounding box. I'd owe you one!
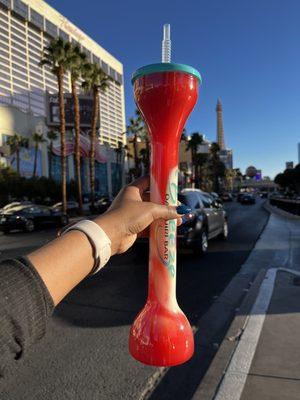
[131,63,202,84]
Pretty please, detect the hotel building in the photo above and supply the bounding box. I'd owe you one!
[0,0,126,195]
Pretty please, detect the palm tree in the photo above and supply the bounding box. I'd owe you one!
[66,44,87,214]
[40,38,72,214]
[114,141,127,186]
[82,63,110,209]
[208,142,226,192]
[186,132,204,187]
[6,134,28,175]
[32,133,46,177]
[135,109,150,173]
[126,111,145,178]
[47,130,58,179]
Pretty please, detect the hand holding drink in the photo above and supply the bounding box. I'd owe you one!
[129,25,202,366]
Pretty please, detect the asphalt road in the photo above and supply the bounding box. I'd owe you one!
[0,199,269,400]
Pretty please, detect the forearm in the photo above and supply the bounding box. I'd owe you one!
[27,229,95,306]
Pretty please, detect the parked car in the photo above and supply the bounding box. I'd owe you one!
[210,192,219,200]
[237,192,246,202]
[260,191,269,199]
[220,192,233,202]
[0,201,32,213]
[0,205,69,234]
[91,197,112,214]
[136,189,228,255]
[177,189,228,254]
[240,193,256,205]
[51,201,79,216]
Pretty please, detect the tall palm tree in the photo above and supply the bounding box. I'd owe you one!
[135,109,150,173]
[40,38,72,214]
[6,134,28,175]
[208,142,226,192]
[126,115,144,178]
[114,141,128,187]
[47,130,58,179]
[66,44,87,214]
[186,132,204,187]
[82,63,110,208]
[32,133,46,177]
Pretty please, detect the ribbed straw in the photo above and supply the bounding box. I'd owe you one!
[162,24,171,63]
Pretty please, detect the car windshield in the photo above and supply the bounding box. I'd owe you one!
[199,194,213,208]
[179,191,203,210]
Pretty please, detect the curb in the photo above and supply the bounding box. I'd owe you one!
[192,268,267,400]
[192,204,295,399]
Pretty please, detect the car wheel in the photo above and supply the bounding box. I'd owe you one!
[60,215,69,227]
[24,219,34,232]
[194,229,208,256]
[220,220,229,240]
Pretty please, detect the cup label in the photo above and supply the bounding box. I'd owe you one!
[155,167,178,277]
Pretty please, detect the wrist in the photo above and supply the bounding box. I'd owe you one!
[93,214,119,256]
[62,219,112,274]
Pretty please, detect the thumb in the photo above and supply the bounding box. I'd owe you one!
[151,203,179,221]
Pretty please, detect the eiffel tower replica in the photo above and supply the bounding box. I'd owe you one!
[216,99,233,169]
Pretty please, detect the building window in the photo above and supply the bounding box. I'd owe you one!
[0,0,11,9]
[92,54,100,65]
[81,47,91,62]
[101,61,109,74]
[109,67,117,81]
[12,62,27,74]
[13,77,28,88]
[45,19,57,38]
[0,63,10,73]
[30,9,44,30]
[116,73,123,85]
[12,0,28,20]
[59,29,69,41]
[0,78,10,88]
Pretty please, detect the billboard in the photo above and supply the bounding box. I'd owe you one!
[46,93,97,127]
[255,170,262,181]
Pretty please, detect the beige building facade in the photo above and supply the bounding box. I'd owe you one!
[0,0,125,148]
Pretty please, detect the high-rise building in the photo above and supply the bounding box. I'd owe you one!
[0,0,126,196]
[216,99,233,169]
[286,161,294,170]
[0,0,125,147]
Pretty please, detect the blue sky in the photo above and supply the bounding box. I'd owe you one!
[48,0,300,178]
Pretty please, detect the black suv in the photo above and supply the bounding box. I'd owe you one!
[177,189,228,254]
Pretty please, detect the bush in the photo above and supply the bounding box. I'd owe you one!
[0,166,77,207]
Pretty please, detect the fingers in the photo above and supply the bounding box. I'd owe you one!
[151,204,180,221]
[128,175,150,196]
[142,190,150,202]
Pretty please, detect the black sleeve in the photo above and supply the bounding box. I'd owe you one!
[0,256,54,377]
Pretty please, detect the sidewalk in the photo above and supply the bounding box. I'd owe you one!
[194,211,300,400]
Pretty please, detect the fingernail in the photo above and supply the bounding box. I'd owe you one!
[176,204,192,215]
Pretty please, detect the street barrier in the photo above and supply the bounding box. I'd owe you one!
[269,197,300,216]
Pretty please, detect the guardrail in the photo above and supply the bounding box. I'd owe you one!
[269,197,300,216]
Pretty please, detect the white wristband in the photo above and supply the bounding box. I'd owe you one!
[63,219,111,274]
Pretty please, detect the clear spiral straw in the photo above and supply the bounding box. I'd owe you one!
[162,24,171,63]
